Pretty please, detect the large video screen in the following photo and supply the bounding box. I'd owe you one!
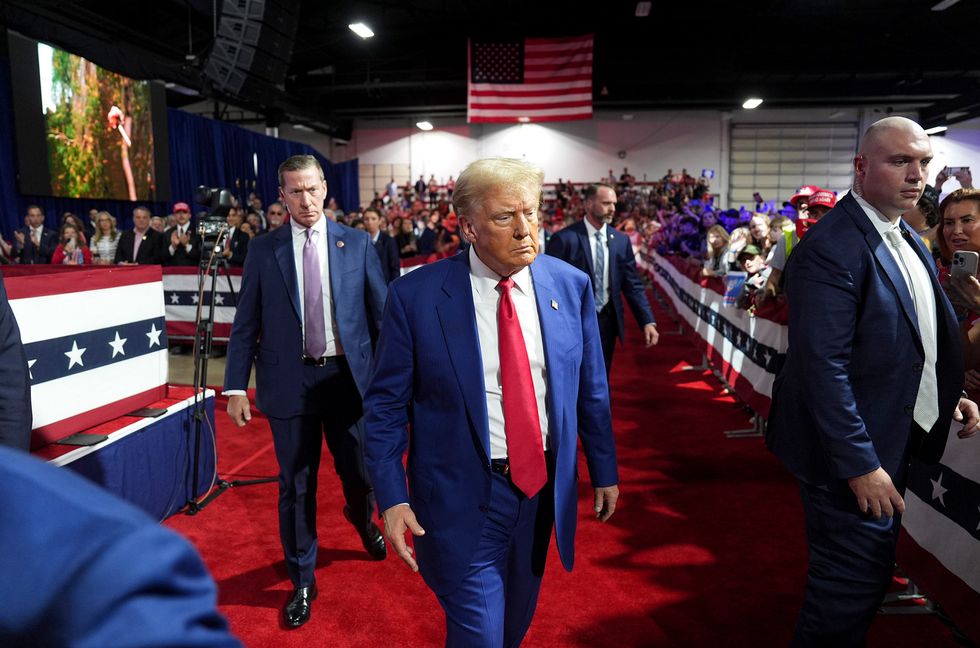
[7,31,170,202]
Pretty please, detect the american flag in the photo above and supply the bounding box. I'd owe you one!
[467,34,593,123]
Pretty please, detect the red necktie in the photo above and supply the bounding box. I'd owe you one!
[497,277,547,498]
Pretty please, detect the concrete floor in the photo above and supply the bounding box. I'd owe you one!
[167,347,255,388]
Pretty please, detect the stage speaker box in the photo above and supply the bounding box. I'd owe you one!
[203,0,299,100]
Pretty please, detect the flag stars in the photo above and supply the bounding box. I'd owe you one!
[214,294,225,306]
[169,293,180,304]
[930,473,948,507]
[146,323,162,348]
[109,331,127,358]
[65,340,86,370]
[191,293,199,304]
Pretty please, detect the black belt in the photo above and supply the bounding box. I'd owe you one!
[301,355,341,367]
[490,458,511,476]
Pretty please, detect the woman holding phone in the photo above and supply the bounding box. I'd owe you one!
[51,222,92,265]
[939,188,980,394]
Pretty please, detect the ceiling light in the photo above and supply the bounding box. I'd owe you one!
[348,23,375,39]
[931,0,961,10]
[518,117,531,123]
[828,110,845,119]
[742,98,763,110]
[924,125,948,135]
[635,2,652,17]
[416,121,433,131]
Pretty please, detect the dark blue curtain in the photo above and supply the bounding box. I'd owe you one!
[167,109,359,216]
[0,49,358,236]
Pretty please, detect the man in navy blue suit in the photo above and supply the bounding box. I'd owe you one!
[224,155,388,628]
[767,116,980,646]
[220,206,250,268]
[0,446,241,647]
[364,158,619,647]
[547,184,658,376]
[363,207,401,283]
[12,205,57,264]
[0,276,31,451]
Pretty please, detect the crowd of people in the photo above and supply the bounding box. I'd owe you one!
[3,133,980,646]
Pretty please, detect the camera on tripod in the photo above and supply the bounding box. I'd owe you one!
[193,185,235,261]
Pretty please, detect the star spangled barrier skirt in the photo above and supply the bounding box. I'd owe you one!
[638,245,980,640]
[162,266,242,343]
[2,265,168,449]
[32,387,216,521]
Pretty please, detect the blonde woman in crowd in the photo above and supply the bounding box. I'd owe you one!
[702,225,730,277]
[90,211,120,265]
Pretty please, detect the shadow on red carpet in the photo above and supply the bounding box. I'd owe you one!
[165,292,963,647]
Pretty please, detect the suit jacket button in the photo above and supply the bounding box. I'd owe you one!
[912,362,923,372]
[478,505,488,513]
[904,405,914,416]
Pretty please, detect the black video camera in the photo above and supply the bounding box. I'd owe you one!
[194,185,234,237]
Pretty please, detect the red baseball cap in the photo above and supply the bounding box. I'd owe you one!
[807,188,836,210]
[173,202,191,213]
[788,185,818,208]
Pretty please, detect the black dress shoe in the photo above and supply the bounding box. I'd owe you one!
[283,584,317,628]
[343,505,387,560]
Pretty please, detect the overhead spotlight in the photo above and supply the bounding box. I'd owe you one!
[518,116,531,123]
[828,110,845,119]
[348,22,375,39]
[924,125,948,135]
[931,0,961,10]
[742,98,763,109]
[635,1,652,17]
[416,121,433,131]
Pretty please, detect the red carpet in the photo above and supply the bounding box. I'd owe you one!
[165,293,965,647]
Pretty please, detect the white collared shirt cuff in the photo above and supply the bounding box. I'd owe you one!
[222,389,247,397]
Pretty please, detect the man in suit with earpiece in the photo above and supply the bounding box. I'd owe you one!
[767,116,980,646]
[547,183,658,376]
[224,155,388,629]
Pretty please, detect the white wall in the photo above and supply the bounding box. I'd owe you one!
[928,117,980,193]
[349,111,725,189]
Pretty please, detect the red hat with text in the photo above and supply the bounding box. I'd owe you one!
[806,188,836,210]
[788,185,818,208]
[173,202,191,213]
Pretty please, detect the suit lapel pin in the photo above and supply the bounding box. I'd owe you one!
[551,299,559,310]
[336,240,344,248]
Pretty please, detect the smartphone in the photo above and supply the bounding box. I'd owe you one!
[701,168,715,179]
[947,166,970,176]
[952,250,979,278]
[753,192,763,203]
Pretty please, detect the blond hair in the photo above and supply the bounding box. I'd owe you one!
[452,158,545,219]
[90,211,118,243]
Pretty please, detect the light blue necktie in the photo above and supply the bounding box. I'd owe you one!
[594,230,606,311]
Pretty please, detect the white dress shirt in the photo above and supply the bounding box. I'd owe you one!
[583,218,611,304]
[468,246,550,459]
[292,215,343,357]
[222,215,343,398]
[853,191,939,430]
[169,224,193,255]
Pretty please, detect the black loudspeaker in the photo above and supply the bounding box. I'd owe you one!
[203,0,299,100]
